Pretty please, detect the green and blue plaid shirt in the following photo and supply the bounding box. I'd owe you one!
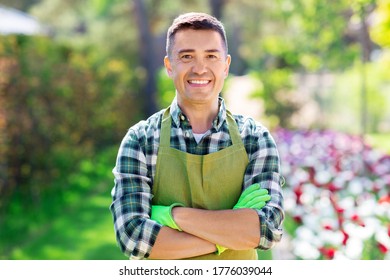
[110,97,284,259]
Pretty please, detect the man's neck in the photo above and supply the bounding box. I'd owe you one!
[178,99,219,134]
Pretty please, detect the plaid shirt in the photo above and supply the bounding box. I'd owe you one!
[110,97,284,259]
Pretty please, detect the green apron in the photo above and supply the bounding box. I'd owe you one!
[152,107,257,260]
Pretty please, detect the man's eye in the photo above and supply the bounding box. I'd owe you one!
[181,55,192,60]
[207,54,217,59]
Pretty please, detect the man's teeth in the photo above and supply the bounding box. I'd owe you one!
[189,80,209,84]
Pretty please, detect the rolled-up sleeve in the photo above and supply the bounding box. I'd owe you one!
[243,125,284,250]
[110,129,162,259]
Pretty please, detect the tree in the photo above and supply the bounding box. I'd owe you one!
[0,0,40,11]
[133,0,159,116]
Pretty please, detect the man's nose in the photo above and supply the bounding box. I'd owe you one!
[192,58,208,75]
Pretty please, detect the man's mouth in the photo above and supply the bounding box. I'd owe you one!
[188,80,211,85]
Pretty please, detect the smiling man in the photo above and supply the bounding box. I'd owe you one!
[110,12,284,260]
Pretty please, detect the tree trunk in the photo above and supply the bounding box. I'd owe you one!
[209,0,226,19]
[133,0,158,116]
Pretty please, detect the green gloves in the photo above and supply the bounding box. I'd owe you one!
[233,183,271,210]
[150,184,271,256]
[215,244,228,255]
[215,184,271,255]
[150,203,183,231]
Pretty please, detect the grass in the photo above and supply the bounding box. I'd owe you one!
[8,191,126,260]
[1,147,127,260]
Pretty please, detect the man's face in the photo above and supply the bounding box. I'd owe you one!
[164,29,231,107]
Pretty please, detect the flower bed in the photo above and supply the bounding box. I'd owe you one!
[273,129,390,259]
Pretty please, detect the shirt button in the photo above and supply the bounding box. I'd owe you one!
[180,115,185,121]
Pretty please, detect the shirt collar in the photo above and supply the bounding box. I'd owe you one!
[169,96,227,131]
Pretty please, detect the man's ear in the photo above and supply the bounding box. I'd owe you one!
[164,56,173,77]
[224,54,231,78]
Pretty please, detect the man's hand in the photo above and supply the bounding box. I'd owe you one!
[215,184,271,254]
[233,183,271,210]
[151,203,183,231]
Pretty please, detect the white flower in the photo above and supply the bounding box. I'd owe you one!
[318,230,344,245]
[292,239,320,259]
[348,178,364,195]
[344,237,364,259]
[375,229,390,248]
[357,199,377,217]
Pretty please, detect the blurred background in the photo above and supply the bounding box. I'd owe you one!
[0,0,389,260]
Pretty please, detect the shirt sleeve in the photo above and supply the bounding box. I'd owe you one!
[110,128,162,259]
[243,125,285,250]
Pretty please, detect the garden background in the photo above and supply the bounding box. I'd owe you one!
[0,0,389,260]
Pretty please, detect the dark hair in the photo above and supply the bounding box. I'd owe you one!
[166,12,228,58]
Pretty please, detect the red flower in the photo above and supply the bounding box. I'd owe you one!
[351,214,365,227]
[319,247,336,259]
[335,207,345,214]
[341,230,349,246]
[379,195,390,204]
[307,167,321,187]
[327,182,341,192]
[293,184,303,205]
[323,224,333,230]
[293,215,303,224]
[377,242,388,254]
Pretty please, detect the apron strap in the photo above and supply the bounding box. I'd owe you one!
[160,107,242,147]
[226,110,242,146]
[160,107,172,147]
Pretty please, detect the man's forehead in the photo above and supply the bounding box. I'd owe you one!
[172,29,225,52]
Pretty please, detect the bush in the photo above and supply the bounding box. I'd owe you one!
[0,35,140,212]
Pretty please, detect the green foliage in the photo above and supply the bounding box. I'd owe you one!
[329,51,390,133]
[248,69,298,128]
[370,0,390,47]
[224,0,359,72]
[366,133,390,153]
[156,67,176,108]
[0,35,141,211]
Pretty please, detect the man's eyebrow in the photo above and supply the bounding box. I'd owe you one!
[205,49,221,53]
[177,49,222,54]
[178,49,195,54]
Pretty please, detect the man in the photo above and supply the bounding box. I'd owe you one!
[110,12,284,260]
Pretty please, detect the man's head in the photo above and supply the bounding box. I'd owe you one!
[166,12,228,58]
[164,13,231,108]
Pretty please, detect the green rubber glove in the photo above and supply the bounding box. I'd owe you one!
[215,244,227,255]
[215,185,270,255]
[233,184,271,210]
[150,203,183,231]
